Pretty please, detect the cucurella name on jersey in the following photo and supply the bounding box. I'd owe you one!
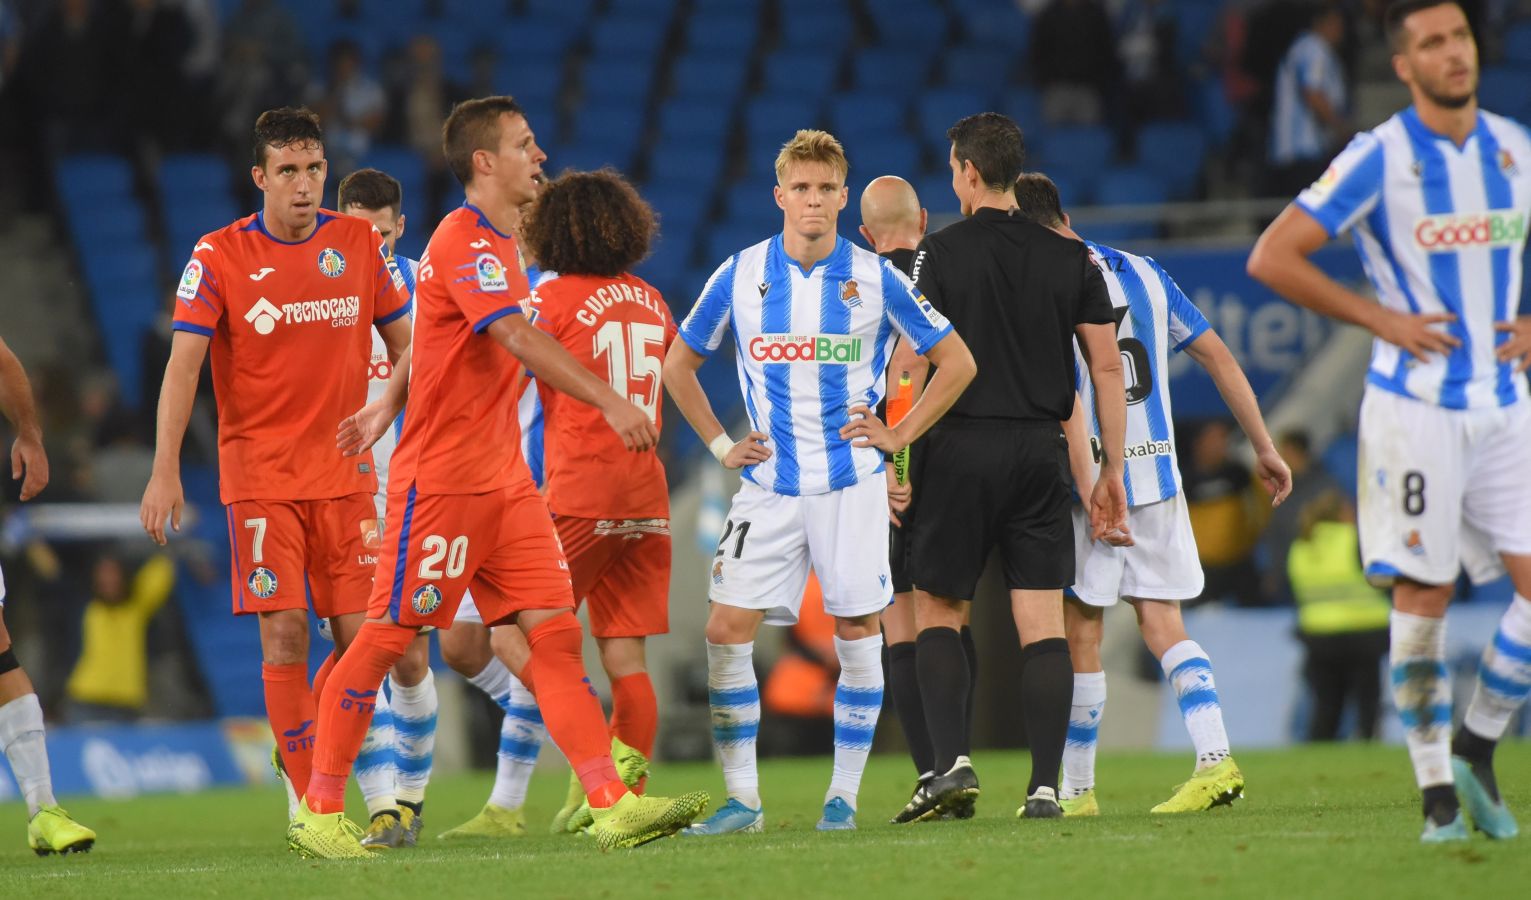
[1074,242,1210,508]
[1296,107,1531,410]
[680,235,952,497]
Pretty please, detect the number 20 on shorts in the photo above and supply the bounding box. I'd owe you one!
[419,534,469,579]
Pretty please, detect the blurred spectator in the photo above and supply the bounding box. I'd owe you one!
[1182,420,1266,606]
[1118,0,1188,127]
[225,0,305,84]
[178,0,222,151]
[1030,0,1121,125]
[308,39,386,171]
[391,35,456,173]
[0,1,19,91]
[122,0,195,157]
[1286,491,1390,741]
[1260,430,1341,604]
[65,553,175,722]
[760,573,837,757]
[12,0,123,154]
[1268,3,1349,196]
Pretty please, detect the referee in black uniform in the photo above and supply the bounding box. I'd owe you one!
[904,113,1129,820]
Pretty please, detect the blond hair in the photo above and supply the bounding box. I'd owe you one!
[774,129,849,184]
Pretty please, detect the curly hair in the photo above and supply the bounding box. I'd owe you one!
[252,107,323,169]
[521,169,657,277]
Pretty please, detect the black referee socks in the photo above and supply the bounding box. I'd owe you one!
[960,626,978,759]
[887,641,937,777]
[1019,637,1073,795]
[916,627,970,776]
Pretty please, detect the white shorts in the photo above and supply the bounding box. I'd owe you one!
[0,560,6,607]
[454,590,484,625]
[1358,387,1531,587]
[709,476,893,626]
[1071,493,1204,606]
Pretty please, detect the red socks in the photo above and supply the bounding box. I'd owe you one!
[311,651,337,707]
[526,613,626,807]
[263,662,317,800]
[610,671,657,793]
[306,621,415,814]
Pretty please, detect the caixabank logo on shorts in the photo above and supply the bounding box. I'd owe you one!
[247,567,278,599]
[412,584,443,616]
[748,334,862,363]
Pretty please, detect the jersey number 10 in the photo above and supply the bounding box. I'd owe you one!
[593,321,664,422]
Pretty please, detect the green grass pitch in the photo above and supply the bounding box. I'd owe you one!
[3,742,1528,899]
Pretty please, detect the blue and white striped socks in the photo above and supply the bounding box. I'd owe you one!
[390,670,437,807]
[828,634,884,807]
[1390,611,1453,788]
[489,672,545,811]
[1161,640,1230,770]
[355,688,397,818]
[1463,594,1531,742]
[1061,671,1106,799]
[707,640,761,809]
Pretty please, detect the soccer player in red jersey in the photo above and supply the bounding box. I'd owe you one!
[139,108,413,822]
[291,97,707,858]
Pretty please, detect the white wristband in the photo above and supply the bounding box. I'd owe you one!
[708,433,734,464]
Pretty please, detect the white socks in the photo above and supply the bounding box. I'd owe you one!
[1464,594,1531,741]
[390,670,438,806]
[0,694,57,816]
[1061,671,1106,799]
[706,640,761,809]
[489,672,544,811]
[1390,611,1452,788]
[1161,640,1231,770]
[827,634,884,807]
[355,688,398,817]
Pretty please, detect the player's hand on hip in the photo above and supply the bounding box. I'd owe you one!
[1088,473,1130,544]
[723,432,772,469]
[1377,309,1459,358]
[1255,445,1294,507]
[337,399,395,457]
[603,400,659,452]
[1494,316,1531,372]
[885,467,912,525]
[10,434,48,501]
[140,473,184,546]
[840,404,903,453]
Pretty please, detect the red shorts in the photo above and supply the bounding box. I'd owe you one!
[556,516,670,638]
[226,493,379,618]
[371,484,574,628]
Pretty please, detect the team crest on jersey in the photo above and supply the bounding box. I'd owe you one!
[247,567,279,599]
[840,280,862,308]
[476,254,509,292]
[359,519,382,551]
[411,584,443,615]
[177,259,204,303]
[1500,149,1519,176]
[318,248,346,278]
[1405,530,1425,557]
[712,560,725,585]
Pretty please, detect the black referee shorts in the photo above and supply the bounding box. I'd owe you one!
[905,421,1075,600]
[889,441,917,594]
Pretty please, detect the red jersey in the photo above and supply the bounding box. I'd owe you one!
[171,210,411,503]
[531,273,675,519]
[389,204,536,496]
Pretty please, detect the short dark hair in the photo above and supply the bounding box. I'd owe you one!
[1278,429,1313,456]
[337,168,402,217]
[947,112,1026,192]
[1385,0,1462,49]
[1012,172,1065,228]
[443,96,525,187]
[252,106,323,169]
[522,169,657,277]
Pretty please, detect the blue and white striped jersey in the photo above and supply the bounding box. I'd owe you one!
[680,234,952,497]
[515,264,557,489]
[1296,106,1531,410]
[1074,242,1210,508]
[368,255,418,497]
[1270,31,1347,165]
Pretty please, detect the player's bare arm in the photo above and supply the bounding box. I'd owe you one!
[662,340,771,470]
[141,330,209,544]
[841,330,975,453]
[338,345,410,457]
[377,314,412,365]
[486,313,657,452]
[1182,330,1294,506]
[1062,392,1096,502]
[0,336,47,501]
[1076,320,1128,540]
[1495,316,1531,372]
[1248,204,1459,358]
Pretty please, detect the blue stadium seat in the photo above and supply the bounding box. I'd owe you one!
[695,0,761,10]
[870,3,950,48]
[762,50,842,97]
[359,146,426,193]
[914,174,960,216]
[70,203,147,246]
[724,179,779,221]
[657,97,735,141]
[917,89,990,139]
[998,87,1044,135]
[165,197,240,255]
[955,0,1029,49]
[523,0,595,18]
[1171,0,1221,68]
[1094,166,1169,206]
[1478,66,1531,122]
[1035,126,1116,177]
[56,154,134,203]
[435,0,510,23]
[779,9,853,52]
[582,58,658,105]
[648,140,726,186]
[494,58,562,106]
[844,133,921,182]
[502,17,578,57]
[572,103,646,154]
[1505,21,1531,66]
[944,45,1014,89]
[829,92,905,139]
[670,53,751,103]
[1047,171,1094,209]
[706,221,773,265]
[549,141,638,177]
[744,96,825,141]
[1134,122,1207,199]
[1083,221,1159,244]
[686,12,759,53]
[1320,433,1359,497]
[643,180,708,232]
[607,0,678,15]
[82,245,157,296]
[852,46,932,93]
[158,154,232,201]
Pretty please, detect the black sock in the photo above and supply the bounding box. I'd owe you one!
[1451,726,1501,801]
[960,626,978,757]
[1019,637,1073,795]
[371,809,401,823]
[916,627,970,775]
[399,800,422,816]
[888,641,936,777]
[1422,784,1460,823]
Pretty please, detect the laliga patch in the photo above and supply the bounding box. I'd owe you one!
[247,567,279,599]
[386,254,406,292]
[177,259,204,302]
[318,247,347,278]
[411,584,443,615]
[476,254,509,292]
[360,519,382,550]
[912,291,946,327]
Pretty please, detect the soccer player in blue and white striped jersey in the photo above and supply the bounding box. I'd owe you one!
[663,130,976,834]
[1251,0,1531,842]
[1013,173,1292,817]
